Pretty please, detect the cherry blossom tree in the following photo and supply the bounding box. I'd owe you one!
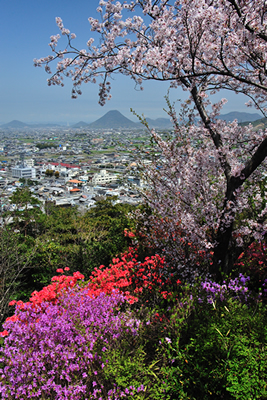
[133,101,267,281]
[35,0,267,281]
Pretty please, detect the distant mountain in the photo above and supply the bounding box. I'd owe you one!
[71,121,90,128]
[145,112,262,127]
[88,110,137,129]
[219,112,262,123]
[1,120,29,128]
[145,117,173,128]
[144,112,262,126]
[72,111,173,129]
[31,123,61,128]
[0,120,61,128]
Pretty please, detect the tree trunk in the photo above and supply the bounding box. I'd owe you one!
[211,221,235,282]
[210,179,238,281]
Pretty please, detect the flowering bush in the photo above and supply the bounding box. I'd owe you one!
[0,286,143,399]
[199,273,251,305]
[88,246,181,305]
[3,268,85,318]
[0,245,182,399]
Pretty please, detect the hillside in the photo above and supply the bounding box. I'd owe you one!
[88,110,137,129]
[1,120,29,128]
[0,120,61,129]
[239,116,267,130]
[220,111,261,123]
[72,121,91,129]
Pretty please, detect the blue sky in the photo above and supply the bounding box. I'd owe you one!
[0,0,259,125]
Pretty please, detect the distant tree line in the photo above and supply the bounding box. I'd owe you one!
[36,143,58,150]
[45,169,59,177]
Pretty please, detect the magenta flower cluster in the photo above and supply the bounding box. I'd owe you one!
[200,273,251,304]
[0,288,142,399]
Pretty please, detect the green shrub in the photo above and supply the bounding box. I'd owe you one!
[159,298,267,400]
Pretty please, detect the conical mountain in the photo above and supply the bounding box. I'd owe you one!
[88,110,137,129]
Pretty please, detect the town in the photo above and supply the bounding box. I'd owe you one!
[0,120,161,214]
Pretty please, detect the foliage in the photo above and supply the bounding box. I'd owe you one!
[12,199,137,301]
[163,298,267,400]
[0,187,48,325]
[19,178,38,186]
[36,143,57,150]
[34,206,79,276]
[102,320,173,400]
[45,168,54,176]
[0,224,35,328]
[41,198,136,275]
[7,187,46,237]
[78,197,136,272]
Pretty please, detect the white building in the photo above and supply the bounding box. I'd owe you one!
[0,177,7,187]
[11,164,36,179]
[25,159,35,167]
[91,170,118,185]
[79,175,89,182]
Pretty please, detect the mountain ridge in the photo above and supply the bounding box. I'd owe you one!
[1,120,61,129]
[1,111,263,129]
[219,111,261,123]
